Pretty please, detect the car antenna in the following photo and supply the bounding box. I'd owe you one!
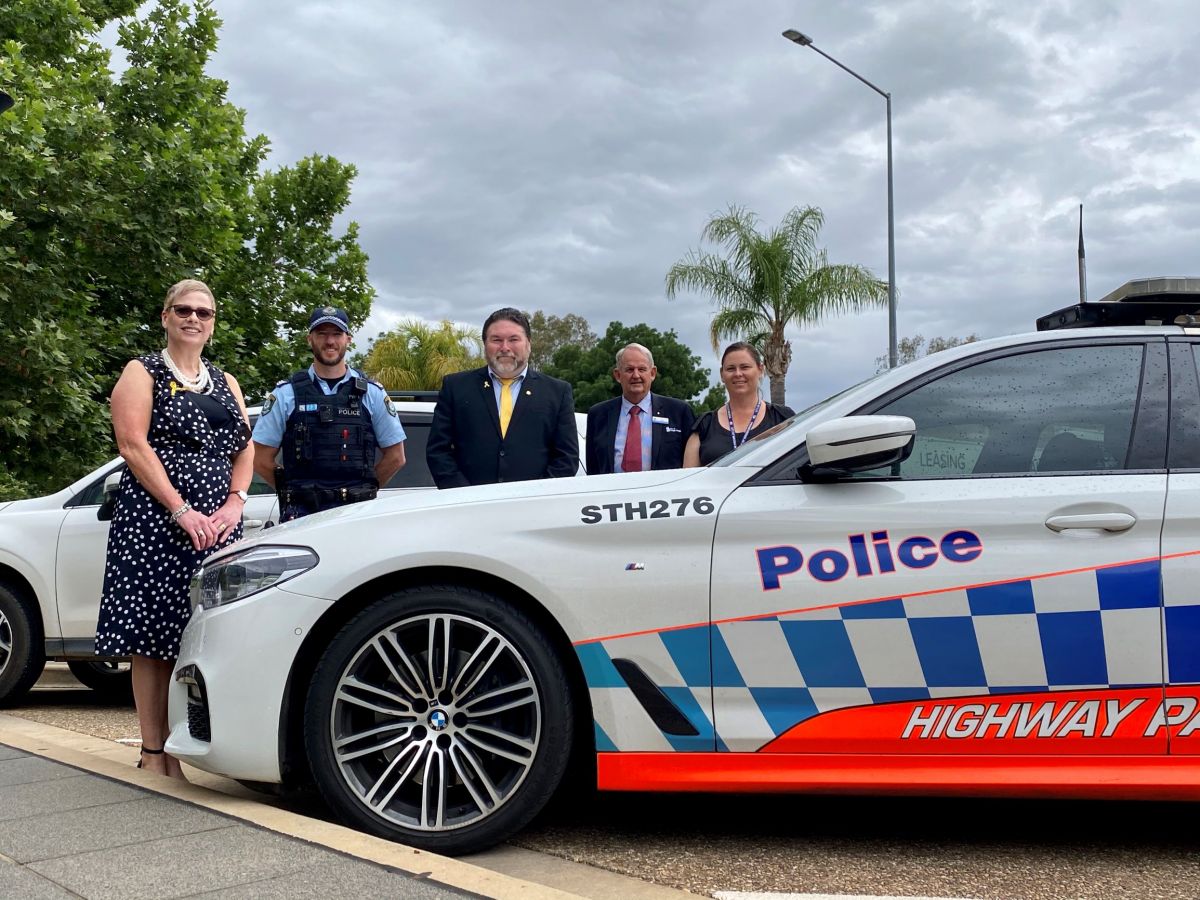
[1077,203,1087,304]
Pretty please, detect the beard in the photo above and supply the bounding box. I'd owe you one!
[312,342,347,365]
[487,354,525,378]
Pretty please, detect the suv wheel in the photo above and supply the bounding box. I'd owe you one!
[66,659,133,700]
[304,585,573,855]
[0,583,45,707]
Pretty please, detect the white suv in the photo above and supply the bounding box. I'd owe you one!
[0,400,540,705]
[166,278,1200,856]
[0,397,595,704]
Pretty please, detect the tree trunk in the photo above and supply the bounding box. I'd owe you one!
[763,333,791,407]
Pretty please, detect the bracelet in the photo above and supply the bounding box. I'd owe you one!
[170,501,192,523]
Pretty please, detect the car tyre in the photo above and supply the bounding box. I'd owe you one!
[0,582,46,707]
[66,659,133,701]
[303,585,574,855]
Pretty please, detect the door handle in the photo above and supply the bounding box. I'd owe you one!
[242,518,265,529]
[1045,513,1136,533]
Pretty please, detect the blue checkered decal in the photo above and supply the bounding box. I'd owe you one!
[581,559,1182,752]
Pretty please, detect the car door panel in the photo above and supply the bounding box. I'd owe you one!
[711,476,1167,755]
[1160,339,1200,754]
[54,472,279,642]
[710,340,1169,757]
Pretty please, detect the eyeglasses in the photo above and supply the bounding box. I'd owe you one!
[169,305,215,321]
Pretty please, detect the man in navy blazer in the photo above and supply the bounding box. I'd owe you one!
[585,343,696,474]
[427,308,579,488]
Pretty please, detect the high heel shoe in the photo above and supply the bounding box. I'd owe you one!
[137,745,165,769]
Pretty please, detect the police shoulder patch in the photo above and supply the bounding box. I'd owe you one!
[261,392,277,415]
[383,396,399,418]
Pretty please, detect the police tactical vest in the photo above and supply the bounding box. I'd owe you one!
[281,371,378,490]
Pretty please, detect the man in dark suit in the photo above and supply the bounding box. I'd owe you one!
[586,343,696,474]
[427,308,579,488]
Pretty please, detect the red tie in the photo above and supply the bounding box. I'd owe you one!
[622,406,643,472]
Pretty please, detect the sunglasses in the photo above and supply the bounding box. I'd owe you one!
[169,304,216,321]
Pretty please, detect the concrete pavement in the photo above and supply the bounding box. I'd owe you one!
[0,712,698,900]
[0,742,482,899]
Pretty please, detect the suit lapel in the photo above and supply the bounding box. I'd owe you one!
[506,369,538,435]
[480,367,502,436]
[601,398,620,473]
[648,393,661,468]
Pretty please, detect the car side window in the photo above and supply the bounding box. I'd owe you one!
[383,419,434,489]
[852,344,1144,479]
[72,463,273,505]
[71,469,121,506]
[248,472,275,496]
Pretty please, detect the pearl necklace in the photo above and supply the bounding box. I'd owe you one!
[161,348,213,394]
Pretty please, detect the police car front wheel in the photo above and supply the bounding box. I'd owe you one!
[302,585,575,856]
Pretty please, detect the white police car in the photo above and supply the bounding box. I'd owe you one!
[0,396,584,705]
[168,278,1200,856]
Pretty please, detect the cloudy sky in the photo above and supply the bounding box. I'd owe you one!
[181,0,1199,408]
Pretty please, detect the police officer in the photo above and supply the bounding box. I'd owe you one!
[252,306,406,521]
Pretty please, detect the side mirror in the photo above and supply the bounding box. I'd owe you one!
[97,470,123,521]
[800,415,915,482]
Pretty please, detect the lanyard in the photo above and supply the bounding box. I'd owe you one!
[726,399,762,451]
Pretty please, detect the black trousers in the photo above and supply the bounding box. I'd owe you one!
[280,490,376,522]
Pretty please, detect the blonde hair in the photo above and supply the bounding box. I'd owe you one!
[162,279,216,312]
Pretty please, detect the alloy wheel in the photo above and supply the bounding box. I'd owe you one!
[0,607,10,677]
[329,612,542,833]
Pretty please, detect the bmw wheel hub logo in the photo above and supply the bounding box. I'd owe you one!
[428,709,449,731]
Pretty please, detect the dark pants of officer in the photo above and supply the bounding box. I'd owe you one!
[280,487,377,522]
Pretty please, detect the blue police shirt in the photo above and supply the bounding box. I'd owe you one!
[251,366,406,448]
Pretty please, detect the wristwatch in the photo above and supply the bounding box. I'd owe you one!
[229,489,249,503]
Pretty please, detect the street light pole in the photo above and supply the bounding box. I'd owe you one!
[782,29,897,369]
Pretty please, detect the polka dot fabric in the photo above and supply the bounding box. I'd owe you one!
[96,354,250,660]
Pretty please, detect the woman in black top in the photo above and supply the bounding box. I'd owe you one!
[684,342,794,467]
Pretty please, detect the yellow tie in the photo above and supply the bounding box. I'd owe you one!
[498,377,516,437]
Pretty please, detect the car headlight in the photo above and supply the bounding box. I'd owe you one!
[192,545,319,610]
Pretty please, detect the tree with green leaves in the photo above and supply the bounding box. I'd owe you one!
[543,321,713,414]
[693,383,728,414]
[212,155,372,396]
[666,205,887,407]
[0,0,131,500]
[874,334,981,373]
[364,319,483,391]
[526,311,597,369]
[0,0,371,499]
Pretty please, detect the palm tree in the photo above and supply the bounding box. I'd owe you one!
[364,318,483,391]
[665,205,888,406]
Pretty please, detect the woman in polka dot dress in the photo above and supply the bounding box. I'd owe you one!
[96,279,253,778]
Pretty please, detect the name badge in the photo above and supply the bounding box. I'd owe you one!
[299,403,319,412]
[652,415,670,425]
